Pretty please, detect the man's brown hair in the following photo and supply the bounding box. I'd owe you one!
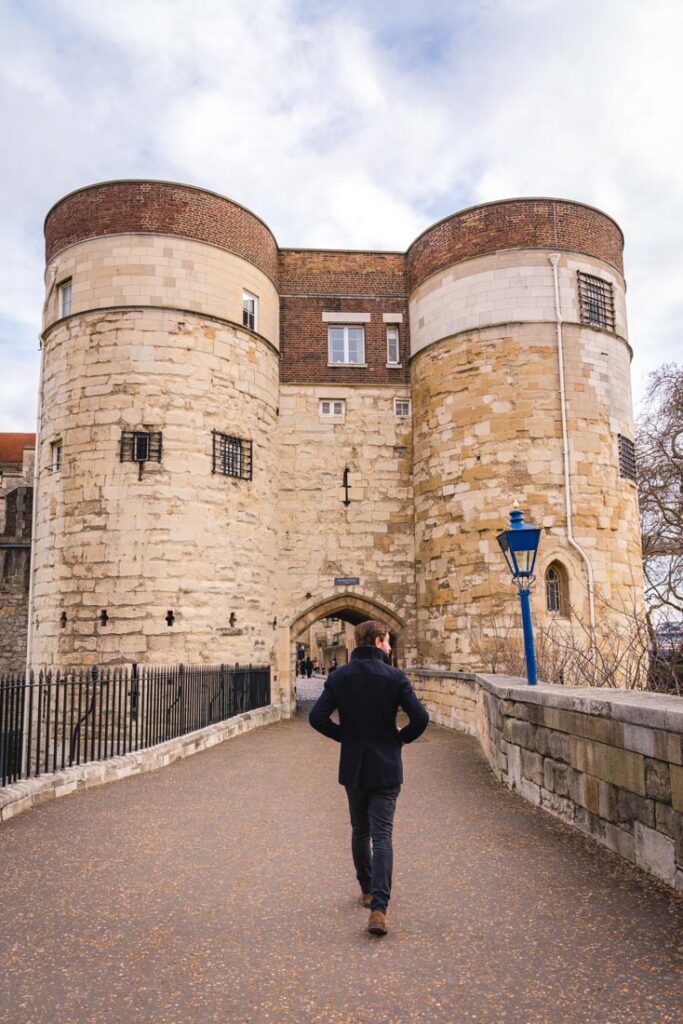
[354,619,389,647]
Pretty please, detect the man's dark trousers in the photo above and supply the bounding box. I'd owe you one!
[309,645,428,913]
[346,785,400,912]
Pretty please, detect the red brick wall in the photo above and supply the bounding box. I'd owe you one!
[279,251,409,385]
[407,198,624,292]
[45,181,279,284]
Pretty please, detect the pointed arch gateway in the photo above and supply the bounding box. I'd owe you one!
[281,593,406,714]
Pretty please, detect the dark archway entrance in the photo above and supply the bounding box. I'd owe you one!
[283,593,405,714]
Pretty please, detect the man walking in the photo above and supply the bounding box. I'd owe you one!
[309,620,429,936]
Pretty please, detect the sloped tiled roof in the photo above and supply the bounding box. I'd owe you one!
[0,433,36,464]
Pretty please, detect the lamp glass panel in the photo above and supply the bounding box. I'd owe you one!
[507,528,541,575]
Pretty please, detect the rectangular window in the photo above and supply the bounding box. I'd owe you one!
[59,279,72,318]
[120,431,163,464]
[394,398,411,418]
[618,434,637,481]
[242,291,258,331]
[328,325,365,365]
[212,431,253,480]
[577,271,615,331]
[320,399,345,418]
[386,326,400,365]
[51,440,63,471]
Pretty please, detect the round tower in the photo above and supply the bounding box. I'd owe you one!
[407,198,643,668]
[32,180,280,667]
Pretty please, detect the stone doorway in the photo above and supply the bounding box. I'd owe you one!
[281,593,404,715]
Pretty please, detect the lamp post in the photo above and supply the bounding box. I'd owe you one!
[496,508,542,686]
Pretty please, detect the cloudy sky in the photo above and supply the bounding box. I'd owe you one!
[1,0,681,430]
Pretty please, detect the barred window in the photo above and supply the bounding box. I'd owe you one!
[577,271,615,331]
[545,562,569,616]
[394,398,411,417]
[212,431,252,480]
[120,431,162,464]
[618,434,637,482]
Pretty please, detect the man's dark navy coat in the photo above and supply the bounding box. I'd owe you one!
[308,646,429,788]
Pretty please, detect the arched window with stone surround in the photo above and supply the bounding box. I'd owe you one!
[545,561,569,616]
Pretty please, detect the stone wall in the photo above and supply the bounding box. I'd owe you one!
[411,670,683,891]
[410,247,641,671]
[0,446,34,670]
[32,305,279,667]
[277,383,417,665]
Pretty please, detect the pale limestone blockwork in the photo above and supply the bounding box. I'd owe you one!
[31,308,279,668]
[47,235,279,350]
[411,312,642,669]
[409,251,627,358]
[276,385,416,667]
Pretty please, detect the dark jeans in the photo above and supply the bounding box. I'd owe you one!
[345,785,401,913]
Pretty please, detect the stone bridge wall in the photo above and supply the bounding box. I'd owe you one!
[410,670,683,892]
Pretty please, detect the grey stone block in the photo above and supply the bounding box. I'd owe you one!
[603,822,636,863]
[617,789,655,829]
[543,758,570,797]
[644,758,671,802]
[504,718,535,749]
[655,802,676,839]
[598,780,620,824]
[548,730,571,763]
[534,726,551,756]
[521,748,544,786]
[634,822,676,885]
[540,787,575,822]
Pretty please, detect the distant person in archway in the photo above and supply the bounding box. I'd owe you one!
[309,619,428,937]
[305,656,313,679]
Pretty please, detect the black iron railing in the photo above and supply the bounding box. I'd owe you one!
[0,663,270,788]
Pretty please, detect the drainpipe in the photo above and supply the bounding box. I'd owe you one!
[548,254,597,678]
[25,264,56,673]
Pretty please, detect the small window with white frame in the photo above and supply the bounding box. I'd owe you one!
[319,399,346,418]
[328,325,365,365]
[51,439,63,471]
[386,325,400,366]
[59,279,72,318]
[242,290,258,331]
[394,398,411,418]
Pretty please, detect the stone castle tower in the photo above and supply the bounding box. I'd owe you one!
[29,181,642,700]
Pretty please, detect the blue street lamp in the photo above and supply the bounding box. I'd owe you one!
[496,508,542,685]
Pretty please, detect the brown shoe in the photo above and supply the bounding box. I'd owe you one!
[368,910,388,936]
[361,892,372,908]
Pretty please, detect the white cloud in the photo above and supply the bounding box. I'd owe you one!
[0,0,681,429]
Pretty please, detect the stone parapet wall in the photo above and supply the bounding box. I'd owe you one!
[406,198,624,293]
[0,704,281,823]
[45,180,279,284]
[279,249,405,296]
[410,670,683,891]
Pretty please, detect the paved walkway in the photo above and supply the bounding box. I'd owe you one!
[0,711,681,1024]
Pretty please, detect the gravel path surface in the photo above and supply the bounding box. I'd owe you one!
[1,711,681,1023]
